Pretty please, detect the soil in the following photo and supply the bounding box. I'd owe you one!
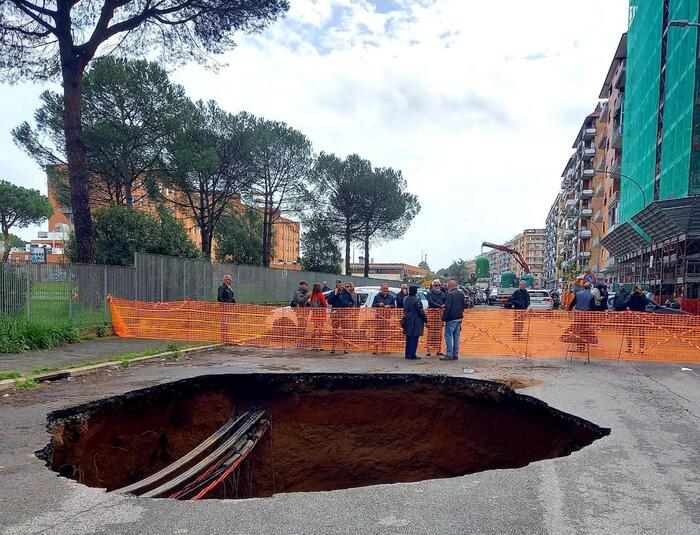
[486,376,544,389]
[40,373,609,499]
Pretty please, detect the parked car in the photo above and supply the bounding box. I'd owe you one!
[488,291,500,306]
[527,289,554,311]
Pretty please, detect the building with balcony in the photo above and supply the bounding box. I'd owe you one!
[597,33,627,283]
[601,1,700,300]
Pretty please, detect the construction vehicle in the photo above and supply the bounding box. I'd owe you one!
[481,242,534,307]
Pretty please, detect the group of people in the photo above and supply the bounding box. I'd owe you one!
[216,275,468,361]
[566,283,650,312]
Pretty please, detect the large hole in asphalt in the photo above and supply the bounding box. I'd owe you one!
[39,373,609,499]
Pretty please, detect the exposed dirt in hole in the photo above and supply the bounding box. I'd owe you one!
[487,376,543,389]
[39,373,609,499]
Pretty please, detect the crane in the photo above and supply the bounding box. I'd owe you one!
[481,242,531,274]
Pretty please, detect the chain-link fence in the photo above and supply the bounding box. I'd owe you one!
[1,253,394,327]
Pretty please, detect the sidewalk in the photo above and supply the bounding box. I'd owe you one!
[0,338,181,374]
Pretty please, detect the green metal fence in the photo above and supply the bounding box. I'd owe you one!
[1,254,395,327]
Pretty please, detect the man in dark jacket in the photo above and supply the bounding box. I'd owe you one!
[326,279,353,354]
[425,279,446,356]
[371,283,395,354]
[568,283,596,311]
[509,280,530,310]
[613,286,630,311]
[395,284,409,309]
[625,285,651,352]
[217,275,236,303]
[509,280,530,341]
[442,280,464,360]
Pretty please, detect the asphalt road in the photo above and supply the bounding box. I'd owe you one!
[0,348,698,535]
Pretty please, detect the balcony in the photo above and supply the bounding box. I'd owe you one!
[606,255,616,268]
[582,167,596,177]
[579,251,592,259]
[609,158,620,176]
[612,94,624,117]
[582,127,597,140]
[612,125,622,150]
[579,189,594,199]
[594,183,604,197]
[580,208,593,219]
[593,210,603,223]
[582,147,596,160]
[612,60,626,89]
[580,229,592,239]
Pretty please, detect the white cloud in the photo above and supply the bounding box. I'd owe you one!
[0,0,628,269]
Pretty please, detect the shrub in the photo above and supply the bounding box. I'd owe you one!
[0,316,80,353]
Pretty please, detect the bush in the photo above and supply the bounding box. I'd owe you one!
[0,316,80,353]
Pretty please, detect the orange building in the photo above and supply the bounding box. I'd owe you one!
[32,169,301,268]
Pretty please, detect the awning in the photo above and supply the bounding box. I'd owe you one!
[632,195,700,240]
[599,222,649,257]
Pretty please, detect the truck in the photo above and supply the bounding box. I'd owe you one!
[481,242,535,307]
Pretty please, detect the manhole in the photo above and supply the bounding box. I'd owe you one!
[38,373,609,499]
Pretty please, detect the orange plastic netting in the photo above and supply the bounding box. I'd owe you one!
[108,297,700,363]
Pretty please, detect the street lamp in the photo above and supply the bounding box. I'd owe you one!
[669,20,700,28]
[596,169,647,206]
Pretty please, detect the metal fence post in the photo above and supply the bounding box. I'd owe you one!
[183,260,187,300]
[134,254,138,301]
[67,263,73,322]
[25,263,31,320]
[160,256,164,302]
[103,265,108,324]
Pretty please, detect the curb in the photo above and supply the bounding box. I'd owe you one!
[0,343,225,393]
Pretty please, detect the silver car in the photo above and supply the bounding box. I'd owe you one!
[527,289,554,311]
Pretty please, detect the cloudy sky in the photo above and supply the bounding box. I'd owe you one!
[0,0,629,270]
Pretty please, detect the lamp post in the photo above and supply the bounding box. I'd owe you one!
[596,169,647,206]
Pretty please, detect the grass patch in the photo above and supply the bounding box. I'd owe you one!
[0,370,22,381]
[14,377,38,390]
[0,316,80,353]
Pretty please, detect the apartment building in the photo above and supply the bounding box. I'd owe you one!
[602,1,700,299]
[512,229,546,275]
[597,33,627,283]
[544,196,563,287]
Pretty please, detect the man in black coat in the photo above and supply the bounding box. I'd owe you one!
[217,274,236,303]
[402,285,427,360]
[509,280,530,341]
[442,280,464,360]
[371,283,396,354]
[425,279,446,356]
[625,285,651,352]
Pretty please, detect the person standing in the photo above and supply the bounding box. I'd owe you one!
[217,274,236,343]
[321,281,330,292]
[326,279,353,354]
[371,283,396,354]
[625,285,650,352]
[425,279,446,356]
[568,283,596,311]
[565,282,597,351]
[613,285,630,311]
[308,283,328,351]
[402,285,427,360]
[598,284,610,311]
[291,280,310,335]
[509,280,530,341]
[395,284,409,309]
[217,274,236,303]
[442,279,464,360]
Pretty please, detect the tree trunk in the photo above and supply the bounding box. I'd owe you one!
[201,226,212,259]
[61,65,95,263]
[2,230,10,263]
[261,208,269,267]
[344,221,351,276]
[267,216,274,267]
[363,224,370,278]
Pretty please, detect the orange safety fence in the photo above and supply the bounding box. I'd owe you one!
[108,297,700,363]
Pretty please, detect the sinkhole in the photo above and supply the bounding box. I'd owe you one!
[39,373,609,499]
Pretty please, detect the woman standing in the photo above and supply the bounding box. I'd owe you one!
[402,285,427,360]
[309,283,327,350]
